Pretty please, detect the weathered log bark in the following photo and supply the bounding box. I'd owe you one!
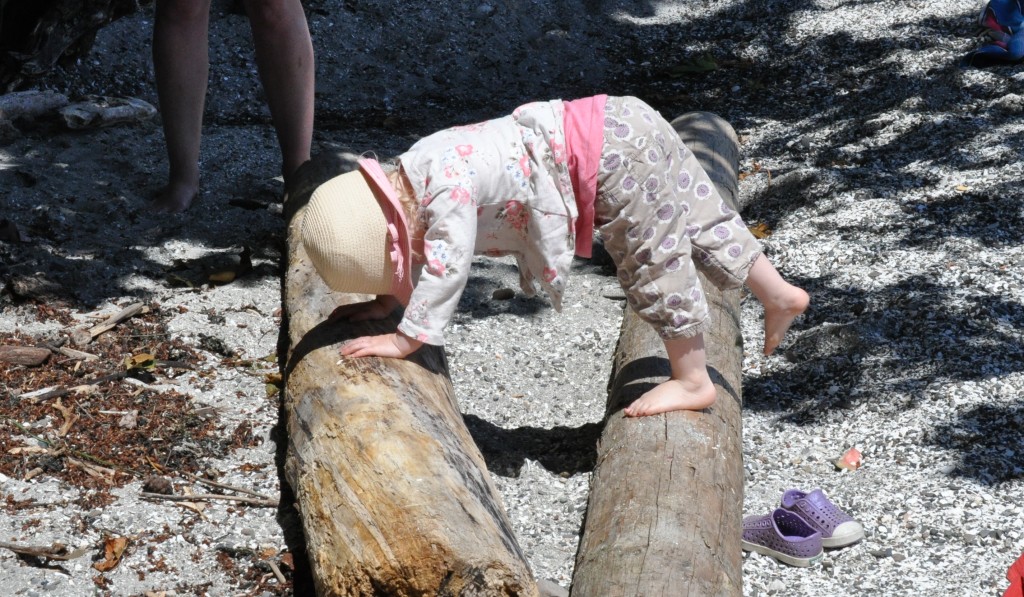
[281,153,538,597]
[570,112,745,597]
[0,0,147,92]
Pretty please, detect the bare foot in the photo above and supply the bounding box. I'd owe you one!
[763,286,810,355]
[623,377,717,417]
[152,181,198,214]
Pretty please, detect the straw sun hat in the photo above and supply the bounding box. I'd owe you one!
[300,159,413,303]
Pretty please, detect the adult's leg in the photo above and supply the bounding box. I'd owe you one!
[244,0,314,183]
[152,0,213,213]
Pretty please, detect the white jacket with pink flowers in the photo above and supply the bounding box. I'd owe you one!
[396,100,578,345]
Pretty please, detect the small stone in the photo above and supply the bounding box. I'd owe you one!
[870,547,893,558]
[892,552,907,562]
[537,579,568,597]
[491,288,515,300]
[142,476,174,495]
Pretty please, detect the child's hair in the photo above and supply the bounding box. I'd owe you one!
[380,160,425,252]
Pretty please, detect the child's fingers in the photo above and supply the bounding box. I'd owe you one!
[340,334,396,358]
[339,339,365,356]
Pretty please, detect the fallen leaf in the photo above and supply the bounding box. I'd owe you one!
[124,353,156,371]
[175,500,207,517]
[258,547,278,559]
[8,446,51,455]
[667,52,718,75]
[955,184,970,192]
[92,536,129,572]
[834,447,862,471]
[118,410,139,429]
[71,383,100,396]
[208,270,236,284]
[748,222,772,239]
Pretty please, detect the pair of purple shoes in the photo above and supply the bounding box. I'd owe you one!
[966,0,1024,66]
[741,489,865,567]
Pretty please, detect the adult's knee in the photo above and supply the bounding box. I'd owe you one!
[155,0,211,24]
[243,0,301,28]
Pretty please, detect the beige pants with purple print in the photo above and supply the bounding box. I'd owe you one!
[595,96,761,339]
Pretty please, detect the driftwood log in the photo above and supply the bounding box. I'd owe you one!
[571,112,745,596]
[0,0,148,92]
[281,154,538,596]
[0,89,68,120]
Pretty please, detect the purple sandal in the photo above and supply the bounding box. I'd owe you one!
[781,488,865,549]
[742,508,824,567]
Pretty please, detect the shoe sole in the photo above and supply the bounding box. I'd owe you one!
[741,540,823,567]
[822,521,866,549]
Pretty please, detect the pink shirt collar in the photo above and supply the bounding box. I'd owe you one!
[359,158,413,305]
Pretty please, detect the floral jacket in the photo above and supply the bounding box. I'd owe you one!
[396,100,578,345]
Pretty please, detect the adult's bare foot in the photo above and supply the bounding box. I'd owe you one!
[152,182,198,214]
[623,377,717,417]
[763,286,810,355]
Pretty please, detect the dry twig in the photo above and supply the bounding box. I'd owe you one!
[141,492,278,508]
[0,540,89,561]
[268,559,287,584]
[184,472,273,499]
[70,302,146,345]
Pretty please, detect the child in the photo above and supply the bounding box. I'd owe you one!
[300,96,808,417]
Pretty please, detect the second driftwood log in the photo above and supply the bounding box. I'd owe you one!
[571,112,746,597]
[281,154,538,596]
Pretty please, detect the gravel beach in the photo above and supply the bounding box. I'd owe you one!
[1,0,1023,595]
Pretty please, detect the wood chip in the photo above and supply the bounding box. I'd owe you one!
[0,345,51,366]
[70,302,147,346]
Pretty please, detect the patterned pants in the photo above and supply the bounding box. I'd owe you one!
[595,96,761,339]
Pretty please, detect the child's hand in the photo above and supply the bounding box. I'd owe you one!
[340,332,423,359]
[327,295,400,323]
